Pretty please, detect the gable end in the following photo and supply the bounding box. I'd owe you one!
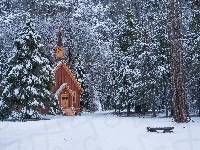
[54,61,83,91]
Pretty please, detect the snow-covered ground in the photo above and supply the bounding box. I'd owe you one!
[0,112,200,150]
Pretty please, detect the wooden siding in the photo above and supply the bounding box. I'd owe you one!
[52,62,82,113]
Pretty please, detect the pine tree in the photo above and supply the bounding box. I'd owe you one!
[0,17,58,121]
[0,40,10,120]
[148,0,171,117]
[184,0,200,116]
[0,30,10,121]
[189,1,200,116]
[116,6,140,116]
[108,48,121,113]
[167,0,188,122]
[134,28,159,117]
[118,6,140,53]
[0,44,5,97]
[74,54,90,112]
[153,21,171,117]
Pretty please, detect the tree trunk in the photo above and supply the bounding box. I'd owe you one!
[163,82,169,117]
[114,104,117,114]
[198,77,200,116]
[167,0,188,122]
[127,103,130,116]
[142,103,146,115]
[165,97,169,117]
[151,85,156,117]
[152,99,156,117]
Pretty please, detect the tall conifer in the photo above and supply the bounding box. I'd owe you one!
[167,0,188,122]
[1,17,58,121]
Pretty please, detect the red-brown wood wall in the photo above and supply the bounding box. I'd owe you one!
[52,63,81,113]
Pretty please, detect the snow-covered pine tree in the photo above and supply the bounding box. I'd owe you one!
[0,44,5,97]
[152,17,171,117]
[0,34,10,121]
[116,6,140,116]
[73,53,90,112]
[1,17,58,121]
[184,0,200,116]
[107,48,121,113]
[146,0,171,117]
[189,1,200,116]
[134,27,159,117]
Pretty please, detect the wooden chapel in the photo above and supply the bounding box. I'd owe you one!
[51,26,83,116]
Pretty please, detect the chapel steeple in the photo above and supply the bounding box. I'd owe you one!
[54,26,64,59]
[56,26,63,46]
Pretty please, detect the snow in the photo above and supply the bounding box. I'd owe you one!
[0,113,200,150]
[55,83,67,96]
[30,100,39,106]
[0,99,3,106]
[26,86,37,95]
[32,55,43,64]
[14,89,19,95]
[197,36,200,42]
[158,66,166,72]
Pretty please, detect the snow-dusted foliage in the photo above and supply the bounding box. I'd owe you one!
[133,1,171,117]
[108,2,172,117]
[0,0,199,117]
[0,16,58,121]
[182,0,200,115]
[110,7,140,115]
[73,54,92,111]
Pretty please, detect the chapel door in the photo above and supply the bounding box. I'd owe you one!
[61,94,69,109]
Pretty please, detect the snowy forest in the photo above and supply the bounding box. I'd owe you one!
[0,0,199,121]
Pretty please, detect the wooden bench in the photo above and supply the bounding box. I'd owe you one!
[147,127,174,133]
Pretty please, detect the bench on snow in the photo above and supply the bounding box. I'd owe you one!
[147,127,174,133]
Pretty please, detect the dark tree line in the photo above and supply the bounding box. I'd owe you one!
[0,0,199,122]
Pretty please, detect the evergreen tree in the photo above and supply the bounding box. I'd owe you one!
[152,20,171,117]
[0,17,58,121]
[107,48,121,113]
[0,44,5,97]
[130,0,172,117]
[134,28,159,117]
[0,30,10,121]
[147,0,171,117]
[74,54,90,112]
[115,6,140,116]
[167,0,188,122]
[184,0,200,116]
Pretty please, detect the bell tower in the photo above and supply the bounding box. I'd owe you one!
[54,26,64,59]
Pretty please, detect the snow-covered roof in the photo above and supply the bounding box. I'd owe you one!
[54,60,83,91]
[54,60,63,70]
[55,83,75,97]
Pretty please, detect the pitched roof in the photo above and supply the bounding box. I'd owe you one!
[54,60,83,91]
[55,83,75,97]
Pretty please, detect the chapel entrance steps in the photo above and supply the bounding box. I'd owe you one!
[62,108,75,116]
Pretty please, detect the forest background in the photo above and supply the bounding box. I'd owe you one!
[0,0,199,117]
